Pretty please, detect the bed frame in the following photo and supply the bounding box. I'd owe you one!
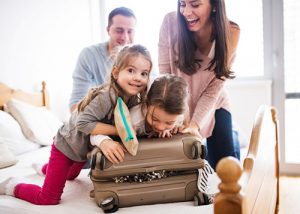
[0,82,279,214]
[0,81,49,110]
[214,105,279,214]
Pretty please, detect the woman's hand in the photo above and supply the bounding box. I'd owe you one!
[99,139,127,164]
[179,121,203,139]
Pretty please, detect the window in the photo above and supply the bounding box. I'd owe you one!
[226,0,264,77]
[283,0,300,163]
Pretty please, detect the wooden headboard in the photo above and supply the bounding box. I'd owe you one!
[214,105,279,214]
[0,81,50,110]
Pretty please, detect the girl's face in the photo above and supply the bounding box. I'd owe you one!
[146,105,181,133]
[113,54,151,98]
[179,0,213,32]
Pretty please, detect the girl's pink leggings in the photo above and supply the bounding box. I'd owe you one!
[14,144,86,205]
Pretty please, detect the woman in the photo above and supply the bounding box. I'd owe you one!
[158,0,240,169]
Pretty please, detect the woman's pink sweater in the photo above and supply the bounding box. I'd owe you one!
[158,12,233,138]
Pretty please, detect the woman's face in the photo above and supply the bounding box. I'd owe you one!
[146,105,181,133]
[179,0,213,32]
[113,54,150,98]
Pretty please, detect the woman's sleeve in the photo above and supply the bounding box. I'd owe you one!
[191,77,225,130]
[158,13,173,74]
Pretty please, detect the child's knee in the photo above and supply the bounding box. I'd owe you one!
[67,173,80,180]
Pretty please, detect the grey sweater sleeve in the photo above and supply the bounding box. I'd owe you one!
[76,90,113,135]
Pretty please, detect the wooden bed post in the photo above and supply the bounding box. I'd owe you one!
[214,157,244,214]
[41,81,50,109]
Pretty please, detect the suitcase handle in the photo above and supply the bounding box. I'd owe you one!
[91,151,106,170]
[191,141,206,159]
[100,154,106,170]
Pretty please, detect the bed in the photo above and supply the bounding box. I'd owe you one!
[0,82,279,214]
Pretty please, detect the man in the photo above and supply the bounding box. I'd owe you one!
[69,7,136,112]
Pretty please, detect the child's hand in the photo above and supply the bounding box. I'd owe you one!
[170,125,182,134]
[158,130,172,138]
[99,139,127,164]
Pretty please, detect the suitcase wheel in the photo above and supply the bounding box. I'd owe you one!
[90,190,95,198]
[99,196,119,213]
[194,192,210,206]
[192,141,201,159]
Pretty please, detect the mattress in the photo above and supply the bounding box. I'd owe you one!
[0,146,216,214]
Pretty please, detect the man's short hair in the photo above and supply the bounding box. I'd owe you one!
[108,7,136,28]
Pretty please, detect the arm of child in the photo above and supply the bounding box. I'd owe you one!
[90,122,118,135]
[90,134,126,164]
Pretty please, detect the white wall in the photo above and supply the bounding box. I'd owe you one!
[226,79,272,141]
[0,0,100,122]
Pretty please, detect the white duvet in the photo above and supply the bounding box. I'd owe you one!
[0,146,215,214]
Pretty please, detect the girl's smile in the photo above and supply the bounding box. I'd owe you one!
[113,54,151,97]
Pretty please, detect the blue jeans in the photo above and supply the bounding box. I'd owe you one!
[206,108,240,169]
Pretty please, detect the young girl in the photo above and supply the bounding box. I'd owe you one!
[90,74,189,164]
[0,44,152,205]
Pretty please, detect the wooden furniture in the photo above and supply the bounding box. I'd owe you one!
[214,105,279,214]
[0,81,49,110]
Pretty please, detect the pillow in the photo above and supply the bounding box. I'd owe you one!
[0,141,18,168]
[0,111,40,155]
[114,97,139,156]
[5,99,63,146]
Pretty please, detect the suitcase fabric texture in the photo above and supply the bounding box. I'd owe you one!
[89,134,209,213]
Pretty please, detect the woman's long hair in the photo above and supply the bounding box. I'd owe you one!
[175,0,236,80]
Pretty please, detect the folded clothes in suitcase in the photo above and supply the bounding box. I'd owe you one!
[89,134,210,213]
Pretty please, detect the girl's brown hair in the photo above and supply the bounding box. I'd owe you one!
[77,44,152,112]
[176,0,237,80]
[146,74,188,115]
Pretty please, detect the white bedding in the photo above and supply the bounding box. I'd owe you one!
[0,146,215,214]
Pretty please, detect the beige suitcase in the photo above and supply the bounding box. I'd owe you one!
[89,134,210,212]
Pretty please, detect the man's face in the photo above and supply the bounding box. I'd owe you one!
[107,14,136,48]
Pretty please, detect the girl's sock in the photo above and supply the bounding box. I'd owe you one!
[0,178,11,194]
[0,177,18,196]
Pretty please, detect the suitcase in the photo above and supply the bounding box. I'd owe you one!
[89,134,209,212]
